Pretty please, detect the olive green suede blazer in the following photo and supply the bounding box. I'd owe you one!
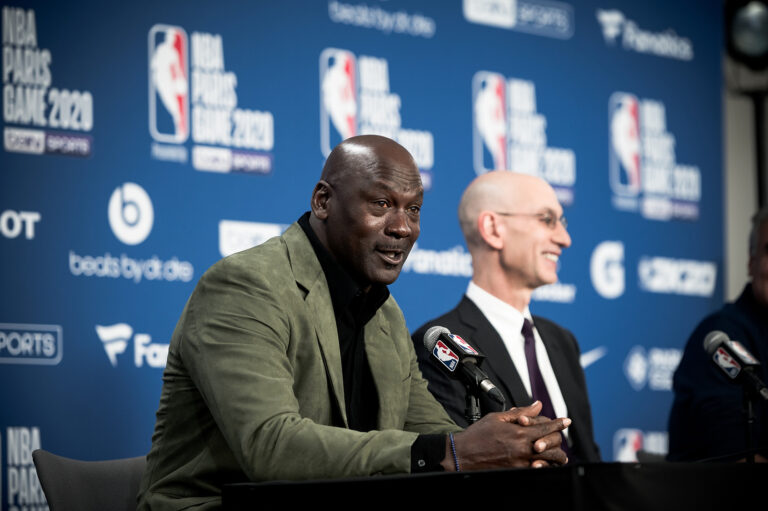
[137,222,458,510]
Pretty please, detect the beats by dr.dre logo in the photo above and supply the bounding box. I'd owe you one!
[108,183,154,245]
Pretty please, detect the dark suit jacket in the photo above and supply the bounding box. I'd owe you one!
[412,296,601,463]
[138,223,457,510]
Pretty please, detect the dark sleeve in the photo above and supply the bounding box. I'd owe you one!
[410,434,446,473]
[412,322,506,428]
[412,325,473,428]
[668,312,766,461]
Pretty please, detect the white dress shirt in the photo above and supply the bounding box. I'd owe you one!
[465,281,570,437]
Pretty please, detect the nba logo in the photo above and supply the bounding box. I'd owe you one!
[729,340,759,365]
[473,71,508,175]
[451,334,479,355]
[613,428,643,462]
[713,347,741,379]
[434,340,459,372]
[609,92,641,196]
[149,24,189,143]
[320,48,358,157]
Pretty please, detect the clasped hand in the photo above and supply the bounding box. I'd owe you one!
[442,400,569,471]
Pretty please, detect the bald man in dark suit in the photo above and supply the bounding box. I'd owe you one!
[412,171,601,463]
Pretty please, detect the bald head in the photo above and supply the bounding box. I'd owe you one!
[459,171,560,249]
[320,135,420,189]
[309,135,423,287]
[459,171,571,307]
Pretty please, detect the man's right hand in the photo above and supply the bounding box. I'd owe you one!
[440,401,570,471]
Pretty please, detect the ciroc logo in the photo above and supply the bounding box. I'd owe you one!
[95,323,168,368]
[108,182,154,245]
[590,241,624,299]
[638,256,716,297]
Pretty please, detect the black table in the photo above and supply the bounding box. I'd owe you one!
[223,461,767,509]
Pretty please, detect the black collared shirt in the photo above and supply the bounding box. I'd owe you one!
[298,213,444,472]
[298,212,385,431]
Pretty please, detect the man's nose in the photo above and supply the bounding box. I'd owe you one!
[554,221,571,248]
[386,209,414,238]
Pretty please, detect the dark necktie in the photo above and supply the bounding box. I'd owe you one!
[522,318,572,459]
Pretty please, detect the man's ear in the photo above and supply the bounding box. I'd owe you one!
[310,180,332,220]
[477,211,504,250]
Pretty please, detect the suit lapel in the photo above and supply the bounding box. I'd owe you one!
[364,311,399,429]
[283,224,348,427]
[533,317,578,417]
[456,297,531,408]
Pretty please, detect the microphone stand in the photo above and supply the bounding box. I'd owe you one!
[744,387,757,464]
[464,385,481,425]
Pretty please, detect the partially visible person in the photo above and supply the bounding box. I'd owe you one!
[412,171,601,464]
[668,207,768,462]
[138,136,569,510]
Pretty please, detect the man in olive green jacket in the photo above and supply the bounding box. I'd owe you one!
[138,135,569,510]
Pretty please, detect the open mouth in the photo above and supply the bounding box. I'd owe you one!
[377,248,404,265]
[543,253,560,263]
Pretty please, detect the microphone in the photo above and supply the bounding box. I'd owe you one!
[423,326,505,405]
[703,330,768,401]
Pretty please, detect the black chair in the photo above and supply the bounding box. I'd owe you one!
[32,449,145,511]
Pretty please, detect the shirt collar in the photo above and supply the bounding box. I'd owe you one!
[297,212,389,321]
[465,280,532,334]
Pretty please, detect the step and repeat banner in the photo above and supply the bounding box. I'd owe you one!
[1,1,722,508]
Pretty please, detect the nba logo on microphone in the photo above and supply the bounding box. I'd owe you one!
[434,340,459,372]
[713,347,741,379]
[609,92,641,197]
[320,48,358,156]
[473,71,508,173]
[149,24,189,143]
[451,334,479,355]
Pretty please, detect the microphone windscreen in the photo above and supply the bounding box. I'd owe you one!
[423,325,451,351]
[703,330,729,355]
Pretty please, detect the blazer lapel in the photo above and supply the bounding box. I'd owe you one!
[456,297,531,408]
[533,317,595,457]
[364,311,400,429]
[533,317,578,416]
[283,224,348,427]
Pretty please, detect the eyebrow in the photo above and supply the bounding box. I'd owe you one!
[369,178,424,198]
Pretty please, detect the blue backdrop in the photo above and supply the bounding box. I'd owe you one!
[0,1,723,508]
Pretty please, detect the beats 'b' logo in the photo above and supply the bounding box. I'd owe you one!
[108,183,154,245]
